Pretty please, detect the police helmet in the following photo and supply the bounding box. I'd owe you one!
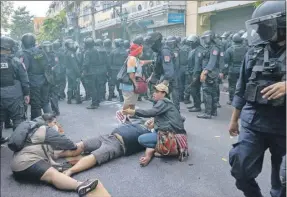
[84,37,94,48]
[145,32,163,52]
[123,40,130,49]
[186,35,199,44]
[201,30,215,44]
[181,37,187,45]
[103,39,112,48]
[21,33,36,49]
[220,31,231,39]
[53,40,61,50]
[94,39,103,46]
[64,39,75,50]
[133,35,144,45]
[232,33,243,43]
[41,41,53,52]
[246,1,286,43]
[175,36,181,44]
[113,39,121,48]
[0,36,16,51]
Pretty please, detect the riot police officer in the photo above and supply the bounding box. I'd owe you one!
[94,38,109,102]
[0,36,30,143]
[145,32,180,111]
[223,33,248,105]
[185,35,204,112]
[20,33,52,120]
[64,39,82,104]
[42,41,60,116]
[103,38,113,99]
[52,40,66,100]
[108,38,128,101]
[83,37,102,109]
[229,2,286,197]
[178,37,191,102]
[197,30,220,119]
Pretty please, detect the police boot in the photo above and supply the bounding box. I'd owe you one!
[5,120,13,129]
[86,105,98,109]
[211,110,217,117]
[189,107,201,112]
[138,96,142,101]
[217,102,221,108]
[197,113,212,119]
[107,95,113,101]
[184,95,191,104]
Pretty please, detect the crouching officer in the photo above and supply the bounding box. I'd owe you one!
[0,36,30,143]
[229,2,286,197]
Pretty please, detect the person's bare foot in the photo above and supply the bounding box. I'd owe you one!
[63,169,73,177]
[139,148,155,167]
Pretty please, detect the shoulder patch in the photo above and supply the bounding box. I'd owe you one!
[0,62,9,69]
[164,56,171,63]
[212,50,218,56]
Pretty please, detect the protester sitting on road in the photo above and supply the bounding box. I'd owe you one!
[123,83,188,166]
[54,121,152,177]
[9,114,103,197]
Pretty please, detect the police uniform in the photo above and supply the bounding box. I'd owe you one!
[0,54,29,138]
[53,46,66,100]
[224,43,248,102]
[178,44,190,101]
[197,44,220,118]
[229,44,286,197]
[64,49,82,104]
[109,45,127,101]
[185,45,205,111]
[155,45,180,111]
[21,47,52,119]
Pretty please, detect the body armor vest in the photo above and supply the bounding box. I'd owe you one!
[179,45,189,66]
[0,55,15,87]
[244,46,286,106]
[24,48,46,75]
[230,45,247,73]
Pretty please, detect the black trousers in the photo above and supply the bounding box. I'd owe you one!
[228,73,240,102]
[229,127,286,197]
[0,96,25,137]
[67,76,81,102]
[108,70,122,98]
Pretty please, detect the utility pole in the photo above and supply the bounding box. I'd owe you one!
[90,1,96,40]
[74,1,80,43]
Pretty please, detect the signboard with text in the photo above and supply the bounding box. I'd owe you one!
[168,13,185,24]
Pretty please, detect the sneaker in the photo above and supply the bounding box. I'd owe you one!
[188,107,201,112]
[77,179,98,196]
[5,120,13,129]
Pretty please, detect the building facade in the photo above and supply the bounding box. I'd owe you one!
[186,1,256,36]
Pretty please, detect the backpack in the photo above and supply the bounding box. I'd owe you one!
[8,117,46,152]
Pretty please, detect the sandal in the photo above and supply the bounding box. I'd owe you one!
[77,179,98,196]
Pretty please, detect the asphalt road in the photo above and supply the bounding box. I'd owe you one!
[1,91,272,197]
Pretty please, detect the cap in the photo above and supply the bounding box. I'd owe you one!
[154,83,169,94]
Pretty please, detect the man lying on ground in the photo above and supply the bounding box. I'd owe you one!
[9,114,109,197]
[54,121,152,177]
[123,83,188,167]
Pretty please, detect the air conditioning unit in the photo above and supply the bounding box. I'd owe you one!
[149,1,154,7]
[137,3,143,11]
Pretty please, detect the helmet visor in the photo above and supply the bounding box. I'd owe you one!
[246,12,284,44]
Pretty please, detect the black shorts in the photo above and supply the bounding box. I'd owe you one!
[13,160,51,182]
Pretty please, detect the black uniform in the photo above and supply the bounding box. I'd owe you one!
[197,31,220,119]
[53,45,66,100]
[178,44,190,101]
[64,47,82,104]
[1,51,29,142]
[20,46,52,119]
[224,42,248,102]
[109,41,127,101]
[229,2,286,197]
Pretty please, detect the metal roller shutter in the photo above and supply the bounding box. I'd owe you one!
[210,5,255,35]
[154,24,185,37]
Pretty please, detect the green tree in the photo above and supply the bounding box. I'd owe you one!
[10,6,34,40]
[1,1,14,32]
[254,1,263,8]
[37,10,67,42]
